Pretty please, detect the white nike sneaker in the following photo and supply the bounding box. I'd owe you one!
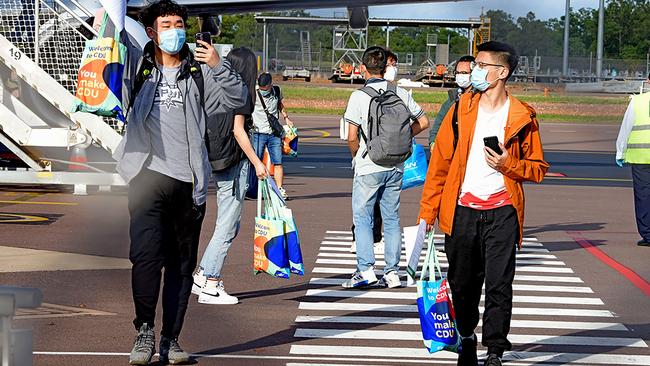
[198,279,239,305]
[191,269,206,296]
[342,267,378,288]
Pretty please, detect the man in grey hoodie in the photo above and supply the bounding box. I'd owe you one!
[104,1,247,364]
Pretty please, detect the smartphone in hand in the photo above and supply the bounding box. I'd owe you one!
[195,32,212,48]
[483,136,503,155]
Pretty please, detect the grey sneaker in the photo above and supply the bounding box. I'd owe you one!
[129,324,155,365]
[484,353,502,366]
[159,336,190,365]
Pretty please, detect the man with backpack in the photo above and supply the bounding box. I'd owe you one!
[252,73,294,199]
[105,1,247,364]
[419,42,548,366]
[343,46,429,289]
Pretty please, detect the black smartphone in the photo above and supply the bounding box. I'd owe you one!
[483,136,503,155]
[195,32,212,48]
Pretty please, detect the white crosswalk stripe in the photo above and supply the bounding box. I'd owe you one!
[287,230,650,365]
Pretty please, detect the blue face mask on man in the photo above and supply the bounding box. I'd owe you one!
[152,28,186,55]
[259,89,272,97]
[470,66,492,91]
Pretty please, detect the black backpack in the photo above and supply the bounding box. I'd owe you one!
[359,83,413,167]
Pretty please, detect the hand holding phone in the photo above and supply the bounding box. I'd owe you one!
[195,32,212,48]
[194,32,219,67]
[483,136,503,155]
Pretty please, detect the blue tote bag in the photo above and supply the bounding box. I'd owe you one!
[402,140,428,190]
[416,232,462,353]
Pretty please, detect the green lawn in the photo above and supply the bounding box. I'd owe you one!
[281,85,628,105]
[288,106,620,123]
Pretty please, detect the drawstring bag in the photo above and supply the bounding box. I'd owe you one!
[72,12,126,121]
[417,231,462,353]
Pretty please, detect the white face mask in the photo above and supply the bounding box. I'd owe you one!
[384,65,398,82]
[455,74,471,89]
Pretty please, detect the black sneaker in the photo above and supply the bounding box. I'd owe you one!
[637,239,650,247]
[159,336,190,365]
[457,334,478,366]
[129,324,155,365]
[484,353,502,366]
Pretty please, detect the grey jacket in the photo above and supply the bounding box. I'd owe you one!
[113,40,247,206]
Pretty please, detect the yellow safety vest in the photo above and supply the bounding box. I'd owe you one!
[626,92,650,164]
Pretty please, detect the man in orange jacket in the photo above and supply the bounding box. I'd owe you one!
[418,41,549,366]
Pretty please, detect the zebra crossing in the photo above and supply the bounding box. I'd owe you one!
[287,230,650,365]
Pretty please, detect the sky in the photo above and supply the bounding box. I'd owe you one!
[311,0,599,21]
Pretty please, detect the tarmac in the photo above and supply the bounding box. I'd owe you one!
[1,114,649,365]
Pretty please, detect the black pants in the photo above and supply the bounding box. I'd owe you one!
[352,200,383,243]
[444,205,519,355]
[128,169,206,338]
[632,164,650,241]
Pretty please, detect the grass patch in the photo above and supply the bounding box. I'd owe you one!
[536,114,620,123]
[281,85,628,105]
[290,105,619,124]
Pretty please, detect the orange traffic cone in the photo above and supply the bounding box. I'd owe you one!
[263,148,275,176]
[69,145,88,195]
[69,145,89,171]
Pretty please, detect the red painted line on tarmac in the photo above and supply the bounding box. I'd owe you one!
[567,231,650,297]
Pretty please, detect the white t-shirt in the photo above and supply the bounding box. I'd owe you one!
[460,99,511,200]
[252,86,282,134]
[344,80,425,176]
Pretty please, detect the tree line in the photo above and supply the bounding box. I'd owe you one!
[200,0,648,62]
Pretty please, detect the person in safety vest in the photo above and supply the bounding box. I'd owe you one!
[616,74,650,247]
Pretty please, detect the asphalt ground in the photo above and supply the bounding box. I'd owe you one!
[0,114,649,365]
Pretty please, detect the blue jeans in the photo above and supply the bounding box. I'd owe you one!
[199,160,249,278]
[252,133,282,165]
[352,169,403,273]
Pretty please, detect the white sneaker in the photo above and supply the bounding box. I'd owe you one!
[373,239,385,254]
[198,279,239,305]
[381,270,402,289]
[342,267,378,288]
[191,269,206,296]
[278,186,288,200]
[349,241,356,253]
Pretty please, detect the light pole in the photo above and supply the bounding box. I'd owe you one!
[596,0,605,79]
[562,0,570,78]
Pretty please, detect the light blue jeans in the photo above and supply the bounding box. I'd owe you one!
[199,160,249,278]
[352,169,403,274]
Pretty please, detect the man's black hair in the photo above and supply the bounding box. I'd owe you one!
[477,41,518,80]
[455,55,475,71]
[258,73,273,87]
[362,46,387,75]
[139,0,188,29]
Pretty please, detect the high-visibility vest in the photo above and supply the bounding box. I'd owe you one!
[625,92,650,164]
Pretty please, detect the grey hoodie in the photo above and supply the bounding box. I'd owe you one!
[113,39,247,206]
